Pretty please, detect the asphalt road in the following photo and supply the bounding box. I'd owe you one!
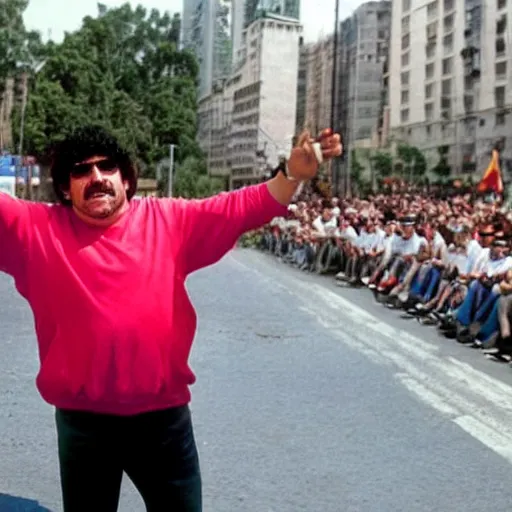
[2,248,512,511]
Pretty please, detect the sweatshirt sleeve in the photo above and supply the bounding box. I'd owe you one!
[0,192,33,279]
[172,183,288,275]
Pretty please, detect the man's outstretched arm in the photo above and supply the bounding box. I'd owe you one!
[0,193,37,279]
[169,130,342,275]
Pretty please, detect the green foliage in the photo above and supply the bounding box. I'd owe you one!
[169,156,225,198]
[431,145,452,178]
[0,0,45,78]
[9,1,214,194]
[396,143,427,178]
[370,151,393,177]
[238,231,262,248]
[350,150,364,181]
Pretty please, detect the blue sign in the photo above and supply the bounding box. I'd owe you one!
[0,153,40,182]
[0,155,15,177]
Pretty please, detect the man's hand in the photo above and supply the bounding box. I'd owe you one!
[288,129,343,181]
[267,128,342,206]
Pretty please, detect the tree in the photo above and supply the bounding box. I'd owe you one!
[396,143,427,179]
[14,3,206,185]
[350,150,366,196]
[371,151,393,178]
[0,0,45,151]
[171,156,224,198]
[431,145,451,178]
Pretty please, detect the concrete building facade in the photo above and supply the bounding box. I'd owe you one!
[182,0,233,99]
[197,14,302,189]
[388,0,512,175]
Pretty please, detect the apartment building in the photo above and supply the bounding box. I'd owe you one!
[389,0,512,174]
[198,13,302,189]
[303,35,334,135]
[344,2,391,144]
[229,14,302,188]
[197,84,233,178]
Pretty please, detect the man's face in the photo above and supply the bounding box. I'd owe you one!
[321,208,332,221]
[491,245,506,260]
[402,224,414,238]
[65,155,129,223]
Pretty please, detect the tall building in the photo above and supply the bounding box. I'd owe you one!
[337,1,391,146]
[295,36,308,133]
[303,35,334,135]
[182,0,233,99]
[244,0,300,27]
[198,13,303,188]
[229,14,302,188]
[232,0,300,69]
[388,0,512,175]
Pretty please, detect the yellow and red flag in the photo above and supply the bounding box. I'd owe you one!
[477,149,503,194]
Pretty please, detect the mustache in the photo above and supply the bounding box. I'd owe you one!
[84,181,115,200]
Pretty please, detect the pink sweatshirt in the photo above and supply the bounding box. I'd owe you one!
[0,184,287,415]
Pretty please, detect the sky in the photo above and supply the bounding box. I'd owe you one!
[23,0,363,44]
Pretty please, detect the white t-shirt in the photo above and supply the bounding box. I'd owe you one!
[446,245,469,273]
[338,225,358,242]
[433,231,448,262]
[392,232,427,256]
[481,255,512,277]
[466,239,484,272]
[312,215,337,235]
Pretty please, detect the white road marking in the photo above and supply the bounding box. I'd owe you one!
[229,251,512,464]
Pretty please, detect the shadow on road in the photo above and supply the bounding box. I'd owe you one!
[0,494,53,511]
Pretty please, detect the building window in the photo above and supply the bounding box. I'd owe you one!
[496,37,506,55]
[402,15,410,33]
[427,0,438,19]
[441,79,451,95]
[441,96,451,110]
[496,61,507,80]
[498,0,506,9]
[425,103,434,121]
[444,0,454,11]
[426,21,438,40]
[442,57,452,74]
[402,0,411,11]
[464,94,474,112]
[444,14,454,32]
[401,90,410,104]
[401,52,410,67]
[496,112,506,125]
[443,33,453,54]
[495,86,506,108]
[401,33,410,50]
[425,83,434,98]
[426,62,435,79]
[401,70,410,85]
[401,108,409,122]
[497,15,507,35]
[426,42,436,59]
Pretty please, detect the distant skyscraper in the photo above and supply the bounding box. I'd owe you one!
[244,0,300,27]
[182,0,233,99]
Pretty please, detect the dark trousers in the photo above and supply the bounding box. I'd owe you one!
[55,405,202,512]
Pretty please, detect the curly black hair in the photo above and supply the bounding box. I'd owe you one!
[49,125,138,205]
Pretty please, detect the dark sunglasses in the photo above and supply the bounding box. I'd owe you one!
[71,158,118,178]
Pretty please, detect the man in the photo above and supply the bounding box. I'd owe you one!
[0,125,342,512]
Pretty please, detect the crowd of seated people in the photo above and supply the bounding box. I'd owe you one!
[257,184,512,365]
